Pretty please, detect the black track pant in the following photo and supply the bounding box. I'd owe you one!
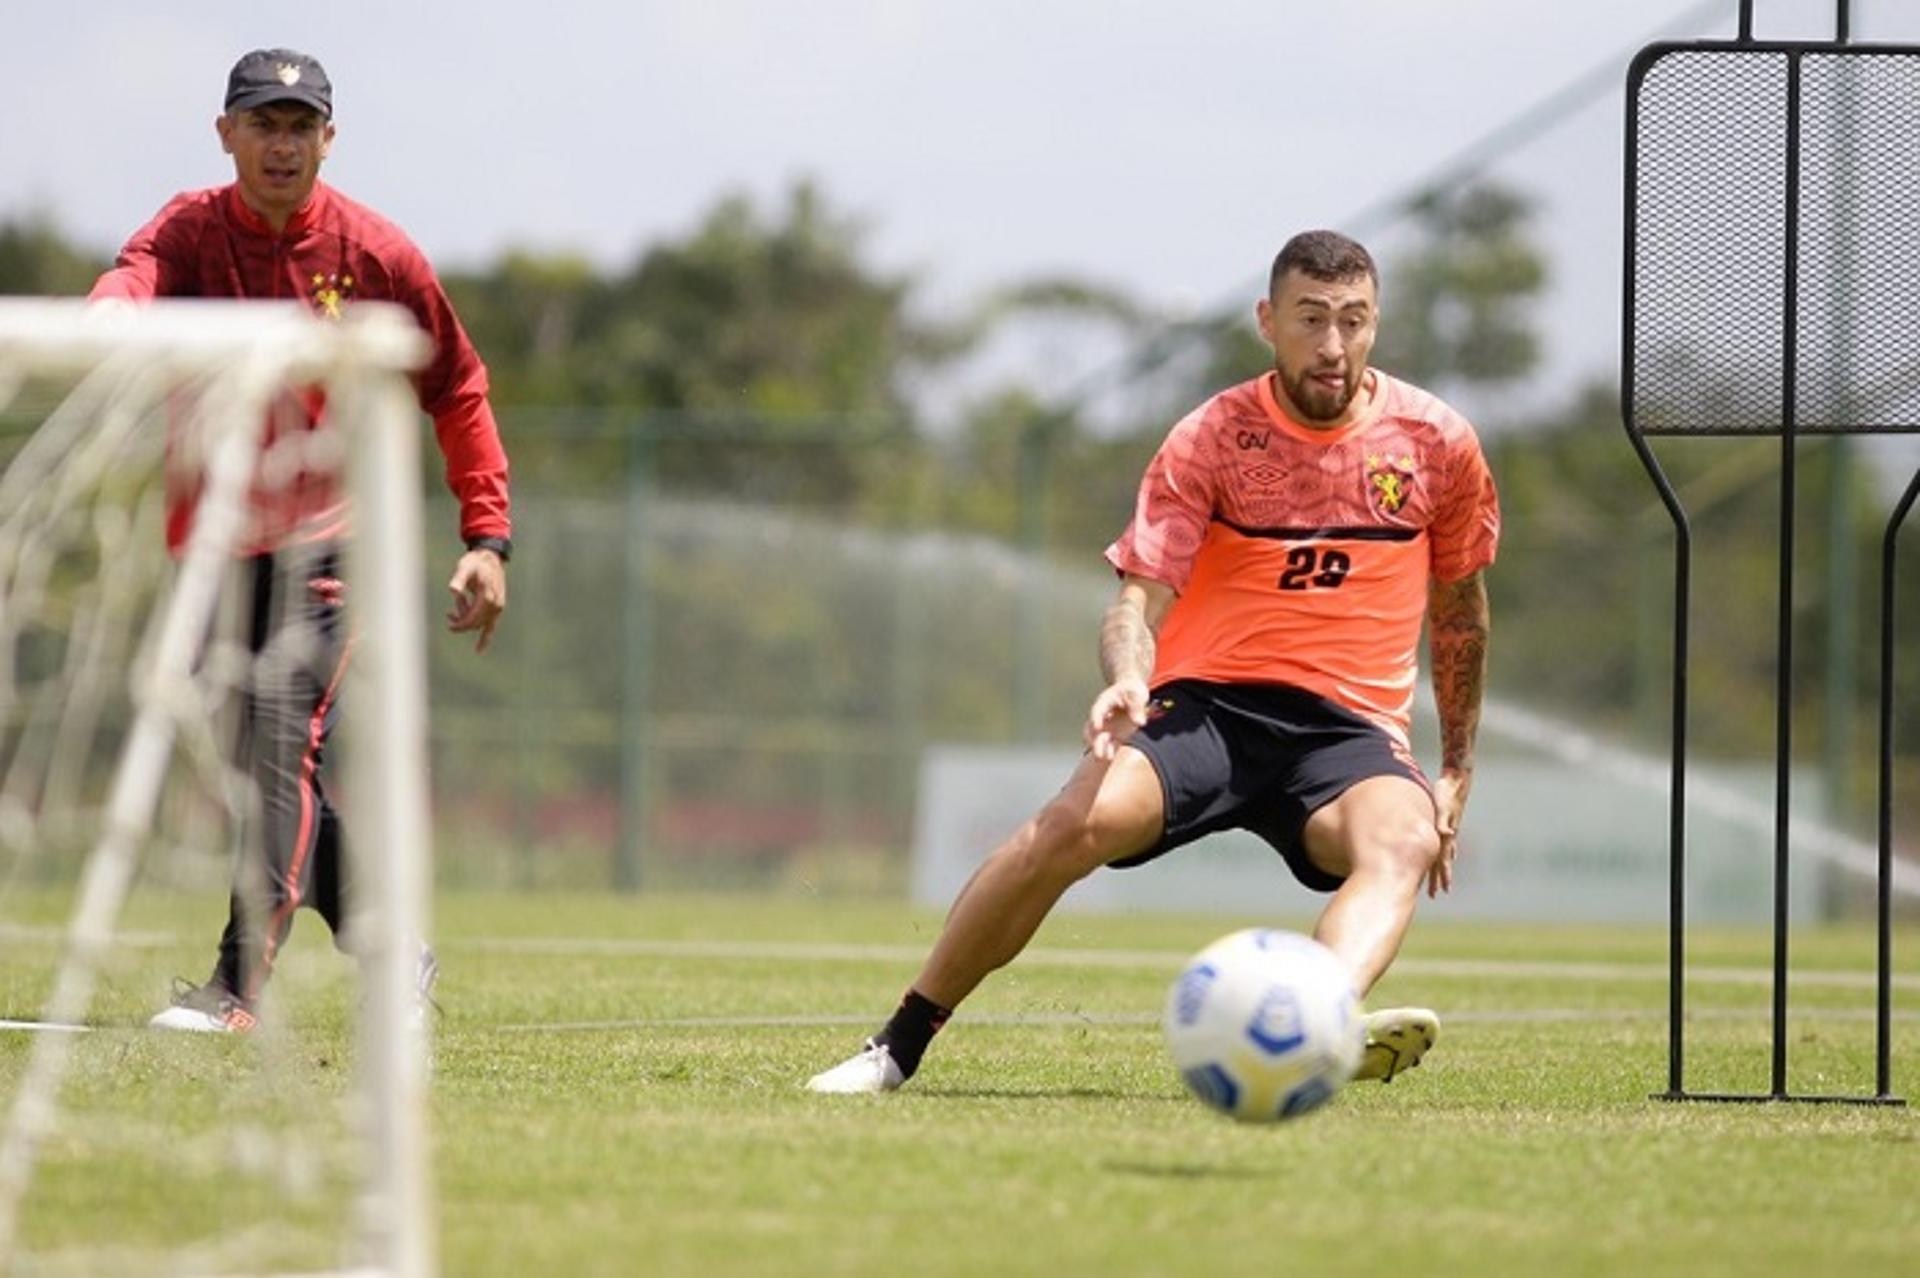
[212,547,352,1003]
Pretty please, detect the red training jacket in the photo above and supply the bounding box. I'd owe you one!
[91,181,512,556]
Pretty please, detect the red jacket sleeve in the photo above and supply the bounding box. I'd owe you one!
[392,246,513,542]
[88,193,204,301]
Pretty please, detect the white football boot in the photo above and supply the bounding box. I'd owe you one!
[1353,1007,1439,1082]
[806,1040,906,1094]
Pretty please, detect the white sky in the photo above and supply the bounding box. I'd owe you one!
[2,0,1908,420]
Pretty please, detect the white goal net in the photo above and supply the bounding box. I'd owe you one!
[0,300,435,1277]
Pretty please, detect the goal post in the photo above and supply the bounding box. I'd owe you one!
[0,299,437,1277]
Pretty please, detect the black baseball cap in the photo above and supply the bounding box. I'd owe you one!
[224,48,332,118]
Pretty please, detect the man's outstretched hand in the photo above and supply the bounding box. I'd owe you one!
[447,548,507,653]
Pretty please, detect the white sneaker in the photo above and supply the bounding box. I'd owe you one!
[352,945,440,1033]
[806,1040,905,1094]
[149,979,256,1033]
[1353,1007,1438,1082]
[411,945,440,1033]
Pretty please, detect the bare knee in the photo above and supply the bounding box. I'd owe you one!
[983,751,1163,888]
[1010,798,1113,883]
[1305,776,1442,885]
[1351,813,1441,884]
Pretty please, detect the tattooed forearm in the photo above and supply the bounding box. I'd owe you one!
[1099,596,1157,687]
[1428,571,1490,774]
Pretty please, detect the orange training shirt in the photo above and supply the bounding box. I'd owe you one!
[1104,370,1500,745]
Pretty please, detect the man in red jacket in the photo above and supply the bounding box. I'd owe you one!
[91,48,514,1031]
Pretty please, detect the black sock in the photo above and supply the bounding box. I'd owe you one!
[872,989,951,1080]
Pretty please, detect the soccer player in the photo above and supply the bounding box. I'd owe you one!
[809,230,1497,1093]
[90,49,514,1032]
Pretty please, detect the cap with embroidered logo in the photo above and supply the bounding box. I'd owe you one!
[224,49,332,118]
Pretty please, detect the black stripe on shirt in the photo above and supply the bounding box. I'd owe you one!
[1215,517,1420,542]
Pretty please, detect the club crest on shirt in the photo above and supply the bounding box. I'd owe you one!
[1365,452,1416,514]
[309,272,354,320]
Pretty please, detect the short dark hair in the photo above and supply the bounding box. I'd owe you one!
[1268,230,1377,297]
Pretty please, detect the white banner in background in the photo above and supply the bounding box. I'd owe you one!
[910,746,1827,925]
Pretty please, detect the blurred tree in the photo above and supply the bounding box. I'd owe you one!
[0,215,108,296]
[448,250,600,408]
[922,275,1156,544]
[1485,373,1910,789]
[1371,184,1547,391]
[1181,312,1275,408]
[585,181,920,418]
[447,180,977,505]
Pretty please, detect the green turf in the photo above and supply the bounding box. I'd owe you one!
[3,891,1917,1276]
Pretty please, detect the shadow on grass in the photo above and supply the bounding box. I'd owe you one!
[920,1085,1186,1103]
[1103,1160,1279,1181]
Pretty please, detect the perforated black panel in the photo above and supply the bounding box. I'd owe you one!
[1627,47,1920,436]
[1796,53,1920,431]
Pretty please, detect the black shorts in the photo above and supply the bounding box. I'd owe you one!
[1113,679,1431,893]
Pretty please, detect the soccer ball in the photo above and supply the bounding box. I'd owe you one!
[1162,928,1364,1122]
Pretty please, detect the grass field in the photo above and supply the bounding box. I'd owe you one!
[3,890,1918,1277]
